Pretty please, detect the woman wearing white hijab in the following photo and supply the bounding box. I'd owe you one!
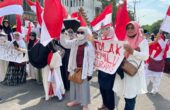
[2,32,27,86]
[60,27,95,110]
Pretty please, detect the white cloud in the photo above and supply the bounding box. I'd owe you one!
[136,8,165,25]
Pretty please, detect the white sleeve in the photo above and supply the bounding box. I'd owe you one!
[60,34,77,49]
[133,39,149,61]
[87,42,95,76]
[158,39,166,49]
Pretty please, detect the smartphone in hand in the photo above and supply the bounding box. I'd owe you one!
[13,41,19,48]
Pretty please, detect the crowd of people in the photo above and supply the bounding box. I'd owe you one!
[0,16,170,110]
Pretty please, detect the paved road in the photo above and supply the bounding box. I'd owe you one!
[0,74,170,110]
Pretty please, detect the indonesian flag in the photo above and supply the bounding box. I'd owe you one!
[25,22,32,43]
[115,0,130,41]
[36,0,43,26]
[71,12,87,26]
[27,0,43,26]
[91,4,112,31]
[0,0,23,17]
[0,16,4,25]
[40,0,63,46]
[26,0,36,13]
[160,6,170,33]
[62,5,68,19]
[16,15,22,33]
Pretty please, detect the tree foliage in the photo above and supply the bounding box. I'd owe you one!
[142,19,163,34]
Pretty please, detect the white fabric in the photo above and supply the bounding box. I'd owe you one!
[113,39,149,99]
[145,39,165,93]
[40,12,53,46]
[0,60,8,82]
[13,32,27,49]
[41,52,65,100]
[60,34,95,79]
[161,15,170,33]
[30,6,36,13]
[153,39,166,60]
[27,63,38,80]
[92,13,112,31]
[146,72,162,93]
[0,5,23,17]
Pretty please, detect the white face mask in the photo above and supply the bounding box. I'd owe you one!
[77,34,85,41]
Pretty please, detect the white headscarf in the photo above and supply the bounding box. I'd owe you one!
[76,27,92,46]
[13,32,26,49]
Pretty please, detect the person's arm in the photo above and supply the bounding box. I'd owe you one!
[87,42,95,77]
[60,33,77,49]
[133,39,149,61]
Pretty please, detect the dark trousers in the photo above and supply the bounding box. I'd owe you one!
[124,97,136,110]
[98,71,116,110]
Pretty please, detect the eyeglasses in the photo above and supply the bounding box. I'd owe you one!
[77,31,84,34]
[126,26,135,30]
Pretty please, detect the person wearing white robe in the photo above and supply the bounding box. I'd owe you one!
[60,27,95,110]
[41,51,65,101]
[0,31,9,82]
[145,34,167,94]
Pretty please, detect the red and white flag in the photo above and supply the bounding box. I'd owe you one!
[71,12,87,26]
[91,4,112,31]
[0,0,23,17]
[0,16,4,25]
[62,5,68,19]
[40,0,63,46]
[26,0,36,13]
[160,6,170,33]
[36,0,43,26]
[16,15,22,33]
[115,0,130,41]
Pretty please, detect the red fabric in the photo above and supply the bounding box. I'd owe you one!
[0,0,22,7]
[26,22,32,42]
[71,12,79,18]
[90,4,112,27]
[47,52,53,65]
[62,5,68,19]
[163,44,169,59]
[16,15,22,33]
[115,0,130,41]
[71,12,87,26]
[149,43,162,58]
[44,0,63,40]
[167,6,170,16]
[76,44,86,67]
[36,0,43,26]
[48,83,54,96]
[0,16,4,25]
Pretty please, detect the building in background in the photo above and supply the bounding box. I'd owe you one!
[5,0,101,26]
[61,0,102,21]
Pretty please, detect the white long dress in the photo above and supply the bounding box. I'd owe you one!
[145,39,167,93]
[0,60,8,82]
[113,39,149,99]
[41,52,65,100]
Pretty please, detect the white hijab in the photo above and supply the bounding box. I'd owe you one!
[13,32,26,49]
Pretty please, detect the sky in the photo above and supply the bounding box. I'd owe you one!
[127,0,170,25]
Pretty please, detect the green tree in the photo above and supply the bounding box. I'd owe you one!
[142,19,163,34]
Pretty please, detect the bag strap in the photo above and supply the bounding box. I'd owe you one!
[137,61,142,71]
[128,60,142,71]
